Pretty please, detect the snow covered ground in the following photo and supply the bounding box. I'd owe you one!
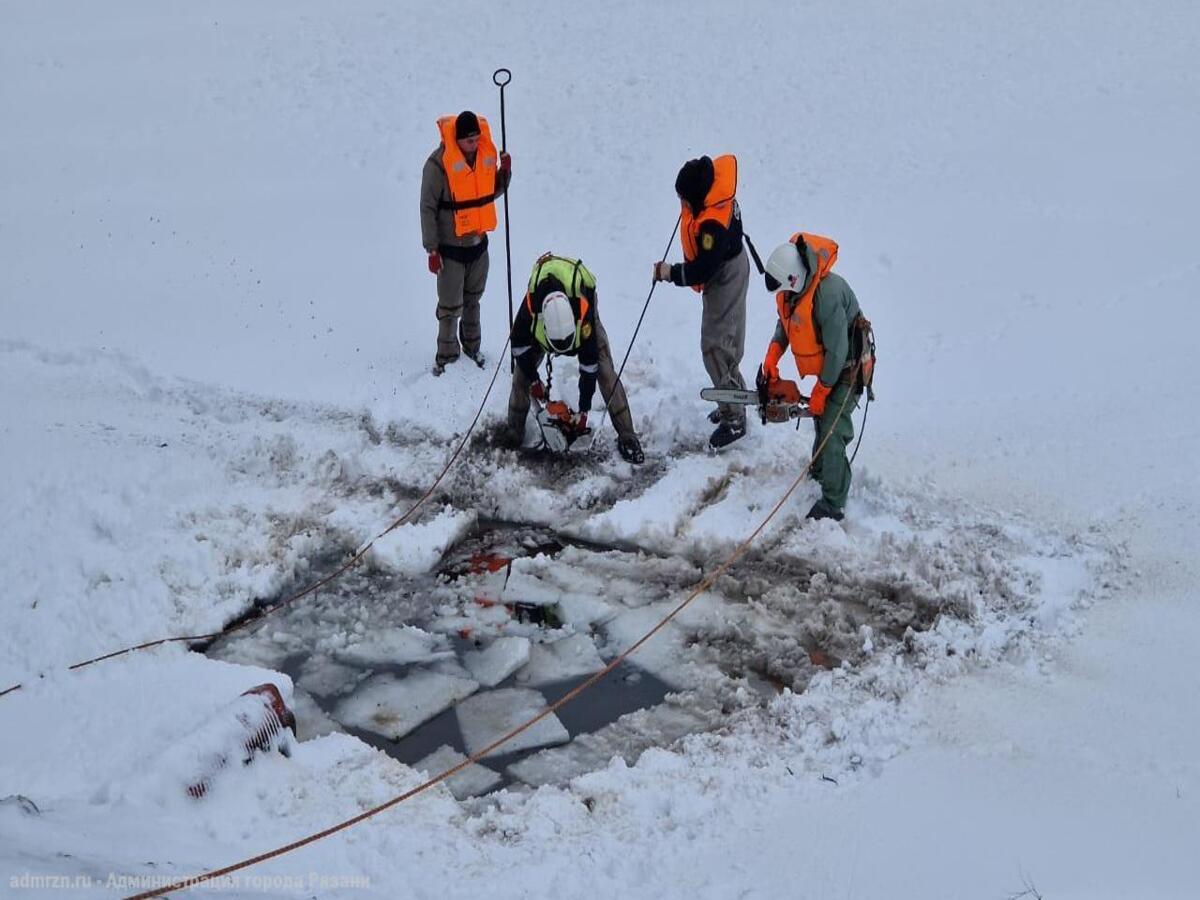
[2,1,1198,897]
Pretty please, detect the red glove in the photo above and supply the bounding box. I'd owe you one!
[762,341,784,382]
[499,152,511,175]
[572,411,588,432]
[809,380,833,418]
[427,251,442,274]
[530,380,546,402]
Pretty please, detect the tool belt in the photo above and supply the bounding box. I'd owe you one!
[842,313,876,399]
[438,234,489,265]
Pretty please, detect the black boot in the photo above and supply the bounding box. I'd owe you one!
[709,418,746,450]
[806,499,844,521]
[464,348,486,368]
[432,359,446,377]
[617,434,645,464]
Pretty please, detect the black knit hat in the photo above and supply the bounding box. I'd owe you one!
[454,110,481,139]
[675,156,714,211]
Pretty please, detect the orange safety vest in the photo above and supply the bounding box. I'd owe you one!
[680,155,737,293]
[776,232,840,378]
[437,116,499,237]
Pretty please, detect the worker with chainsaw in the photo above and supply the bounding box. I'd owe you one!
[760,233,874,521]
[506,253,645,465]
[420,110,512,376]
[651,155,751,450]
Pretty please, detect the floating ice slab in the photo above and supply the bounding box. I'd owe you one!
[291,689,343,741]
[368,507,476,574]
[498,563,568,607]
[456,688,569,759]
[515,632,605,686]
[334,670,478,740]
[602,602,725,691]
[506,701,718,787]
[412,745,503,800]
[555,593,621,629]
[462,636,531,688]
[334,625,454,668]
[296,655,367,698]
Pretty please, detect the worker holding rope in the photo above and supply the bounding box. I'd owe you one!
[760,232,875,521]
[505,253,645,464]
[651,155,751,451]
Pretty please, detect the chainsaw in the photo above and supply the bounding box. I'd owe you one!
[531,397,592,453]
[701,373,811,425]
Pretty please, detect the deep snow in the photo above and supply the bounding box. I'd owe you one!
[2,1,1198,897]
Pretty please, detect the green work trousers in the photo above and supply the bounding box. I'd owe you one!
[810,381,859,512]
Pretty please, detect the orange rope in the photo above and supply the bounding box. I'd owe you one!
[122,374,859,900]
[0,339,512,700]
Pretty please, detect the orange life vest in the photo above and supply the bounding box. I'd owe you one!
[437,115,499,237]
[776,232,840,378]
[680,155,737,293]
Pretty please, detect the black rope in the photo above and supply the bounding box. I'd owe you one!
[849,391,870,465]
[742,231,766,275]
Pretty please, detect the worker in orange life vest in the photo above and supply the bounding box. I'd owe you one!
[761,233,868,521]
[420,111,512,376]
[651,155,750,450]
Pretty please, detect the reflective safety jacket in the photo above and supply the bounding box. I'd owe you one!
[769,233,861,386]
[436,115,499,237]
[677,155,740,292]
[511,254,603,411]
[525,255,595,353]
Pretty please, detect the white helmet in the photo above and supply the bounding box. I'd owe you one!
[541,291,577,353]
[765,241,808,293]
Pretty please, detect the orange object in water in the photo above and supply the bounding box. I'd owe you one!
[680,155,737,293]
[468,551,510,574]
[774,232,840,378]
[437,116,499,237]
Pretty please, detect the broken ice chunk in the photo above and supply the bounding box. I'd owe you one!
[368,507,477,574]
[412,745,503,799]
[602,603,714,691]
[515,632,605,686]
[334,625,454,668]
[290,689,343,741]
[456,688,569,758]
[206,634,293,671]
[506,701,718,788]
[334,670,478,740]
[295,655,367,698]
[462,636,532,688]
[555,593,620,629]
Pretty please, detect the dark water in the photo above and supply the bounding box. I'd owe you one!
[207,518,677,792]
[201,513,927,792]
